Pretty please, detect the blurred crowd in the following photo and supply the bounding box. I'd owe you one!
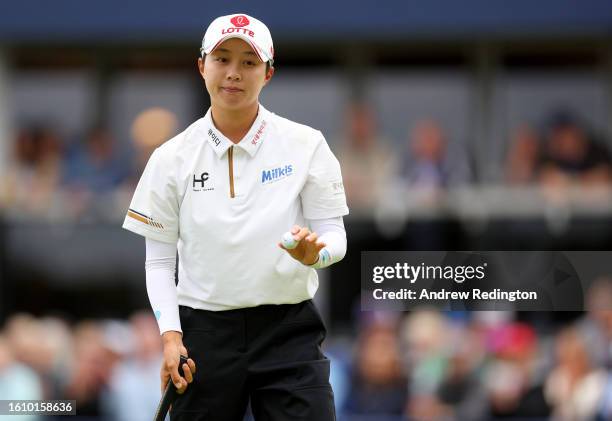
[0,279,610,421]
[2,103,611,221]
[0,107,179,222]
[0,311,162,421]
[330,277,612,421]
[505,112,612,188]
[338,104,612,213]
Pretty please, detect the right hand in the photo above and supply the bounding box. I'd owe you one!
[278,225,325,266]
[161,331,197,394]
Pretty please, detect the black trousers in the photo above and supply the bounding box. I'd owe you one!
[170,300,336,421]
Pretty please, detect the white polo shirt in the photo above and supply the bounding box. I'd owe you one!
[123,104,349,311]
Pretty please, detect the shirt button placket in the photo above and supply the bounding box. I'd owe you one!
[234,149,241,196]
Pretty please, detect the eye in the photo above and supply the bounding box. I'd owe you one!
[244,60,255,67]
[215,57,227,63]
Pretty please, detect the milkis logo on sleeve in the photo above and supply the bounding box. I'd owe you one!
[223,15,255,38]
[261,164,294,185]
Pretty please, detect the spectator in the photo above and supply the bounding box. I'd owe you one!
[4,315,73,400]
[538,111,612,188]
[396,120,471,249]
[581,278,612,420]
[64,126,129,193]
[0,334,43,421]
[336,101,397,211]
[484,323,551,419]
[63,126,130,220]
[129,107,178,180]
[4,314,52,383]
[545,325,608,420]
[37,317,74,400]
[1,126,62,217]
[401,310,451,420]
[63,321,116,419]
[435,322,488,421]
[344,319,408,417]
[105,312,163,421]
[399,119,471,192]
[581,277,612,369]
[505,124,541,185]
[117,108,179,213]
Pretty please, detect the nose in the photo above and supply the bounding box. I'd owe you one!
[226,64,241,82]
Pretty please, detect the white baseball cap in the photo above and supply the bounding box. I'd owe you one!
[201,13,274,64]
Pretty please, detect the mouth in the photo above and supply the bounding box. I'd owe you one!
[221,87,244,94]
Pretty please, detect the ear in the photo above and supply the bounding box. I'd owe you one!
[263,65,275,86]
[197,57,206,79]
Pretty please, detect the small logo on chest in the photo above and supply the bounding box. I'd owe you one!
[193,172,215,192]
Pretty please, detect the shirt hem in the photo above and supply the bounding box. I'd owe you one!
[177,295,314,312]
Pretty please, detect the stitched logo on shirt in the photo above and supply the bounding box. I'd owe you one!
[332,181,345,194]
[251,120,267,146]
[208,128,221,147]
[261,164,293,185]
[193,172,214,191]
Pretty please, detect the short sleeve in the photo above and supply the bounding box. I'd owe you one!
[122,149,179,243]
[300,135,349,219]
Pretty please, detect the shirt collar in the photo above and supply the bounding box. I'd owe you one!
[203,110,233,158]
[203,104,271,158]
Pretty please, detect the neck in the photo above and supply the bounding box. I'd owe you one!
[210,102,259,144]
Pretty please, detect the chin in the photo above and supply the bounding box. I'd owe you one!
[220,98,256,111]
[222,101,248,111]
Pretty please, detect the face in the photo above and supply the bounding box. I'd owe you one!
[198,38,274,112]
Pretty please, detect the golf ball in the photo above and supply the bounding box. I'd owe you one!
[282,232,298,249]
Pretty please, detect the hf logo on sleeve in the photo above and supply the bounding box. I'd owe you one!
[261,164,293,185]
[193,172,215,192]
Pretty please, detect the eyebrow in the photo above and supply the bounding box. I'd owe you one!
[214,48,257,56]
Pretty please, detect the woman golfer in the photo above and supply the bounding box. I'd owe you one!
[123,13,348,420]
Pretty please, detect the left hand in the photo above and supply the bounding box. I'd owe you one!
[279,225,326,265]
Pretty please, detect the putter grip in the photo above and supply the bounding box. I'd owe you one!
[153,355,189,421]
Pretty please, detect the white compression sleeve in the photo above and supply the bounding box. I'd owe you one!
[307,216,347,269]
[145,238,181,335]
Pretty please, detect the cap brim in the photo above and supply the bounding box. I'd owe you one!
[204,34,269,63]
